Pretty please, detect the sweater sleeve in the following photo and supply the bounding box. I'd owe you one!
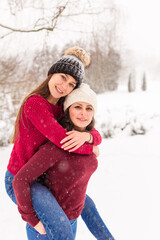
[23,95,93,155]
[12,143,61,227]
[90,128,102,146]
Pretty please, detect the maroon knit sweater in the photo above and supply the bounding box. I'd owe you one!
[7,95,102,175]
[13,142,98,227]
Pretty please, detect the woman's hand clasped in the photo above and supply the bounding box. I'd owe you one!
[34,221,46,235]
[60,131,92,152]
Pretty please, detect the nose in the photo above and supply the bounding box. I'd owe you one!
[80,108,86,116]
[61,81,68,90]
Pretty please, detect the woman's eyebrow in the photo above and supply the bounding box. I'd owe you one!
[87,104,93,107]
[75,103,82,106]
[64,74,69,79]
[65,74,76,85]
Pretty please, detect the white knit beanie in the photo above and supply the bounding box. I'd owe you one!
[63,83,97,112]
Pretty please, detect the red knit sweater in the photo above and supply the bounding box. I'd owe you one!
[7,95,102,175]
[13,142,98,227]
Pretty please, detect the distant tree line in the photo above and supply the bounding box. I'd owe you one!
[0,39,122,104]
[128,71,147,92]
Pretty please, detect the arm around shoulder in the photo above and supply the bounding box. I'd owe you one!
[24,95,94,155]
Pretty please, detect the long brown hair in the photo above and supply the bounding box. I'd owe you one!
[58,108,95,132]
[10,75,65,143]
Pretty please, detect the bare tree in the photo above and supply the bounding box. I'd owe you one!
[84,5,122,93]
[32,44,59,82]
[128,71,136,92]
[141,72,147,91]
[0,0,111,39]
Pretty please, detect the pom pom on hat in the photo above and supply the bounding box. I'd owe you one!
[64,46,91,67]
[48,46,91,87]
[64,83,97,112]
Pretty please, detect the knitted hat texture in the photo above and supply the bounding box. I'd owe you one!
[48,55,84,87]
[48,46,90,87]
[63,83,97,112]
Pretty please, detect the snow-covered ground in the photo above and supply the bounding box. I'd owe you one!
[1,81,160,240]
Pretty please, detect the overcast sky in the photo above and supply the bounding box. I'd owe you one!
[116,0,160,57]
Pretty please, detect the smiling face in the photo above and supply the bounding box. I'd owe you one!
[69,102,94,131]
[47,73,77,105]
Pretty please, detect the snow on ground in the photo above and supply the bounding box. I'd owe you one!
[0,81,160,239]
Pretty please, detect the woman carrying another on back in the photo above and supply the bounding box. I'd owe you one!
[5,46,103,238]
[5,46,114,239]
[13,83,115,240]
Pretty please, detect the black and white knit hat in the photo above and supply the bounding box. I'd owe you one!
[48,46,91,87]
[63,83,97,112]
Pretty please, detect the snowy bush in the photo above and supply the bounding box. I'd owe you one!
[0,120,13,146]
[96,107,151,139]
[0,94,16,146]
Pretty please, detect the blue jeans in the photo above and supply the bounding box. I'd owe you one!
[81,195,114,240]
[5,170,115,240]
